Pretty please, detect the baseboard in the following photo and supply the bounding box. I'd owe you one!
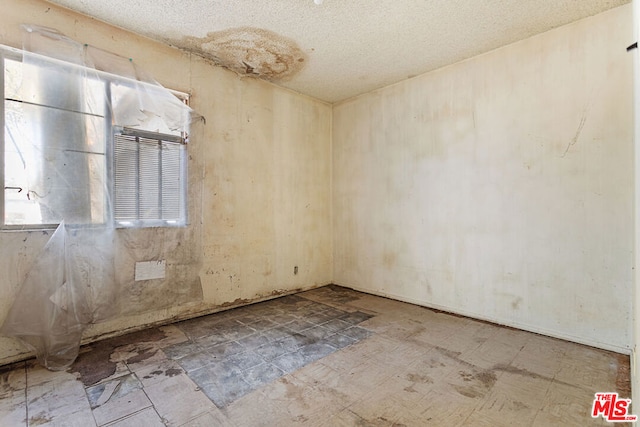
[337,282,631,355]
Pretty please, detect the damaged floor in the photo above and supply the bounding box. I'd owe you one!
[0,285,631,426]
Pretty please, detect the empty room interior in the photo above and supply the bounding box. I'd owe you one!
[0,0,639,426]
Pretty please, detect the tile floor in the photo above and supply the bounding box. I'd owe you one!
[0,285,631,426]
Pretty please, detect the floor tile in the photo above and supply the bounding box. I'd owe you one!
[441,366,500,401]
[339,311,375,325]
[103,408,164,427]
[218,324,257,342]
[122,348,169,373]
[555,345,621,392]
[272,351,308,374]
[26,362,80,387]
[37,408,97,427]
[255,339,299,362]
[178,410,233,427]
[341,334,398,360]
[509,338,566,379]
[322,332,356,349]
[303,311,338,325]
[534,380,612,426]
[236,333,272,349]
[27,369,91,414]
[0,285,628,426]
[319,318,351,334]
[366,337,426,368]
[176,350,216,373]
[202,340,245,359]
[163,341,203,361]
[155,325,190,348]
[487,368,553,410]
[69,347,132,388]
[0,389,26,427]
[86,374,142,409]
[245,318,278,332]
[0,362,26,396]
[461,381,541,427]
[89,374,152,426]
[201,376,254,408]
[348,392,426,426]
[193,333,228,349]
[144,372,217,426]
[242,363,285,388]
[283,319,316,333]
[298,341,337,364]
[292,362,370,403]
[300,325,333,341]
[338,326,373,341]
[187,363,240,393]
[326,356,393,392]
[363,316,421,339]
[255,375,346,422]
[269,313,299,325]
[330,409,391,427]
[459,337,524,370]
[136,359,185,388]
[259,326,296,342]
[218,350,265,372]
[417,389,482,425]
[0,362,27,426]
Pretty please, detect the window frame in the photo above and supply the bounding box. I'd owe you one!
[0,46,190,231]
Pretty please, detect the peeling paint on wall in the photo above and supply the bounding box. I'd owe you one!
[176,27,306,82]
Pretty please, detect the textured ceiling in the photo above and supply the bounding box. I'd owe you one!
[46,0,629,103]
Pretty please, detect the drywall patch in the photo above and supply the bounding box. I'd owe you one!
[178,27,306,81]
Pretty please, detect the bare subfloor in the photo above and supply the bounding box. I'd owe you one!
[0,285,631,426]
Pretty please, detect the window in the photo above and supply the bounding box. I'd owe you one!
[113,129,187,227]
[1,46,189,229]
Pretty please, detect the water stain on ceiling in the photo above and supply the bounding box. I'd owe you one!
[177,27,306,82]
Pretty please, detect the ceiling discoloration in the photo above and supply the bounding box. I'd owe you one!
[45,0,630,103]
[177,27,306,82]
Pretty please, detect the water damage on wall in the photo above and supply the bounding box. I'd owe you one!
[176,27,306,82]
[0,26,205,371]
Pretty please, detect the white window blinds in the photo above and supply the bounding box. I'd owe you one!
[113,130,186,227]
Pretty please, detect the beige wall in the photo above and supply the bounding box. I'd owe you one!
[333,5,633,352]
[0,0,332,364]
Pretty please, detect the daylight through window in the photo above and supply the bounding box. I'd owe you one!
[1,46,189,229]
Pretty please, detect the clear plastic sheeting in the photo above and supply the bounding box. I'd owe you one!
[21,24,195,135]
[0,25,203,370]
[3,25,199,227]
[4,52,108,226]
[0,223,116,370]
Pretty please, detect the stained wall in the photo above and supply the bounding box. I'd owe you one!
[332,5,633,352]
[0,0,332,364]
